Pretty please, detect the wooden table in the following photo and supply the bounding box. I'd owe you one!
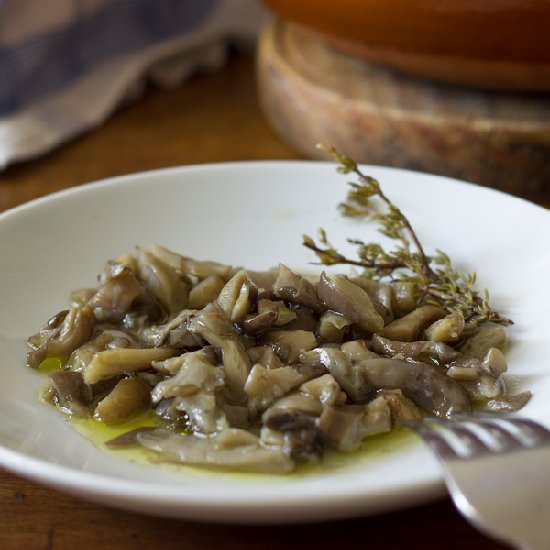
[1,53,539,550]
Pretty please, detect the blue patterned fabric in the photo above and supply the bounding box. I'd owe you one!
[0,0,266,167]
[0,0,218,116]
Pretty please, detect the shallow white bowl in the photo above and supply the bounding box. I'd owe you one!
[0,162,548,523]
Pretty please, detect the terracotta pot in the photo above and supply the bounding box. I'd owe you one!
[261,0,550,90]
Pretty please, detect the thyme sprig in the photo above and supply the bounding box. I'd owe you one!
[302,144,512,326]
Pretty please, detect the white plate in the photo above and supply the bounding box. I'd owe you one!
[0,162,549,523]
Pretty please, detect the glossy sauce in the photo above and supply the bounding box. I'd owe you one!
[70,411,416,479]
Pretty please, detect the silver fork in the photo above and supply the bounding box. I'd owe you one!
[406,415,550,550]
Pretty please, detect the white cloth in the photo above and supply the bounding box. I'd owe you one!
[0,0,267,168]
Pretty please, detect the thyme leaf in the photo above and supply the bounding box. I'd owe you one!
[303,144,512,326]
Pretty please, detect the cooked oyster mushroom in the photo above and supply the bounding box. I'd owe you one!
[318,311,352,343]
[245,364,323,414]
[302,348,371,403]
[83,347,176,384]
[217,270,257,322]
[370,334,458,364]
[88,263,145,319]
[151,349,223,403]
[424,311,465,342]
[390,282,418,317]
[350,277,394,325]
[258,299,297,327]
[242,310,278,335]
[188,275,225,309]
[136,248,188,313]
[357,358,471,417]
[46,370,91,416]
[27,307,94,368]
[317,405,367,451]
[136,429,293,473]
[148,244,235,280]
[273,264,324,313]
[300,374,347,407]
[318,273,384,333]
[94,377,150,424]
[381,305,445,341]
[262,330,317,363]
[458,323,507,359]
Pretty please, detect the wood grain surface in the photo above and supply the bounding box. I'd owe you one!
[0,53,542,550]
[258,21,550,197]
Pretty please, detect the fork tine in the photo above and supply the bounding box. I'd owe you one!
[498,418,550,446]
[406,421,458,459]
[460,421,522,452]
[434,424,491,458]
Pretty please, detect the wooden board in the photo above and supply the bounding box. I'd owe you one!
[258,20,550,197]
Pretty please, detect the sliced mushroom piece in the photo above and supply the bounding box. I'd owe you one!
[148,245,236,281]
[27,309,69,352]
[357,358,471,417]
[214,428,259,449]
[318,273,384,333]
[424,311,465,342]
[136,248,188,314]
[151,350,223,403]
[264,393,324,418]
[262,330,317,363]
[350,277,394,324]
[136,429,294,473]
[318,311,352,344]
[27,307,95,368]
[188,275,226,309]
[303,348,372,403]
[273,264,325,313]
[217,397,249,429]
[258,299,297,327]
[248,270,278,299]
[377,389,422,422]
[458,323,507,360]
[154,398,191,432]
[390,282,418,317]
[245,364,323,414]
[283,305,318,332]
[246,346,283,370]
[241,310,278,335]
[105,427,157,447]
[381,305,445,342]
[188,302,239,347]
[447,363,483,382]
[261,404,321,460]
[482,347,507,377]
[300,374,347,406]
[221,339,252,403]
[317,405,367,451]
[93,377,151,424]
[363,395,392,436]
[48,370,91,416]
[139,309,198,348]
[188,304,251,401]
[340,340,380,363]
[462,371,505,402]
[83,347,176,384]
[70,288,96,308]
[88,263,145,319]
[172,394,227,435]
[483,391,532,413]
[370,334,458,365]
[68,331,118,373]
[217,270,256,322]
[152,347,218,375]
